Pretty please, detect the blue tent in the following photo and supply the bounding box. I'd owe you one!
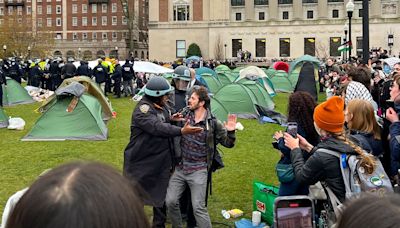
[186,56,200,63]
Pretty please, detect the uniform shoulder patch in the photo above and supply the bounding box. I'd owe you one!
[139,104,150,114]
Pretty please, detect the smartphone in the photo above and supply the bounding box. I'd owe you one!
[386,100,395,110]
[287,122,298,138]
[274,196,315,228]
[272,141,279,150]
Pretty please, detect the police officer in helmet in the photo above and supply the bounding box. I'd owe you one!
[123,76,202,228]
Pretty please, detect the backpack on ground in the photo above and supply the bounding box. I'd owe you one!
[317,148,393,219]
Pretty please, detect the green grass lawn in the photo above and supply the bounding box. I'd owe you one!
[0,93,295,227]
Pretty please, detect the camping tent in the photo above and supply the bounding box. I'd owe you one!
[2,78,35,106]
[210,97,230,122]
[269,70,294,92]
[288,55,320,86]
[217,72,236,86]
[215,65,231,74]
[239,81,275,110]
[0,106,8,128]
[23,82,109,141]
[195,67,216,77]
[198,73,222,94]
[213,84,263,119]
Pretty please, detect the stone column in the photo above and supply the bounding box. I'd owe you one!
[245,0,254,21]
[293,0,303,20]
[317,0,328,19]
[149,0,159,22]
[269,0,278,21]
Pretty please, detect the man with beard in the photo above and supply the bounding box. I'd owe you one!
[123,76,203,228]
[166,86,237,228]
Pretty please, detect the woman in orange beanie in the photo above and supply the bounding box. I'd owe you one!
[284,96,376,204]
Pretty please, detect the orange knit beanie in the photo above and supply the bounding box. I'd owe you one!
[313,96,345,133]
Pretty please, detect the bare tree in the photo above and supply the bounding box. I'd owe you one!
[315,40,329,60]
[120,0,147,58]
[214,35,223,61]
[0,15,54,59]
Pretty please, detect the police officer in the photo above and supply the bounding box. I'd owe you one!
[111,60,122,98]
[123,76,202,228]
[92,59,108,95]
[0,66,6,106]
[122,59,135,97]
[77,60,92,77]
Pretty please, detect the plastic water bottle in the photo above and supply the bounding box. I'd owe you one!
[221,210,230,219]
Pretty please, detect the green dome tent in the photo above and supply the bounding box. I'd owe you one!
[269,70,294,92]
[210,97,230,122]
[198,73,222,94]
[2,78,35,106]
[213,84,262,119]
[239,81,275,110]
[23,78,113,141]
[195,67,216,77]
[0,106,8,128]
[288,55,320,86]
[236,66,276,97]
[216,72,236,86]
[215,65,231,74]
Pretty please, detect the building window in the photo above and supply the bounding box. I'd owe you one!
[307,10,313,19]
[358,9,363,18]
[122,32,127,39]
[258,12,265,20]
[173,4,189,21]
[18,18,22,24]
[112,32,117,40]
[303,0,317,2]
[279,38,290,57]
[56,18,61,26]
[232,39,242,58]
[93,32,97,40]
[327,0,344,2]
[102,4,107,13]
[47,18,52,27]
[256,38,266,57]
[72,4,77,14]
[82,17,87,26]
[83,32,88,40]
[304,38,315,56]
[17,6,22,15]
[92,4,97,13]
[254,0,268,5]
[92,17,97,26]
[176,40,186,58]
[55,33,62,39]
[26,6,31,15]
[0,7,3,16]
[282,11,289,20]
[72,17,78,26]
[7,6,12,15]
[102,16,107,26]
[82,4,87,13]
[330,37,341,56]
[332,9,339,18]
[73,33,78,40]
[102,32,108,40]
[47,5,52,14]
[56,5,61,14]
[231,0,245,6]
[278,0,293,4]
[37,5,42,14]
[236,12,242,21]
[112,16,117,25]
[112,3,117,13]
[122,16,127,25]
[37,18,43,27]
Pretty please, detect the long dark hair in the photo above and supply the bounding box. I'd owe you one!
[287,91,319,145]
[6,162,150,228]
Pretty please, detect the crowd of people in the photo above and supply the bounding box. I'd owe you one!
[2,49,400,227]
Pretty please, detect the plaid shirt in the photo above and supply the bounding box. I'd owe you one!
[178,111,208,174]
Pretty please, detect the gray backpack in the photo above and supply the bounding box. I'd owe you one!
[317,148,393,218]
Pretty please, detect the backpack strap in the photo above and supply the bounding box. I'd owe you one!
[205,116,217,207]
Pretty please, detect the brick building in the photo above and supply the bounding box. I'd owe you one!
[0,0,149,60]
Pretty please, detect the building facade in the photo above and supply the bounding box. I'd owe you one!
[149,0,400,61]
[0,0,149,60]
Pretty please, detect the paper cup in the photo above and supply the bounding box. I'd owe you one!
[252,211,261,226]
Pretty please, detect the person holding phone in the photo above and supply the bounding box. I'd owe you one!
[284,96,375,203]
[273,92,319,196]
[386,75,400,180]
